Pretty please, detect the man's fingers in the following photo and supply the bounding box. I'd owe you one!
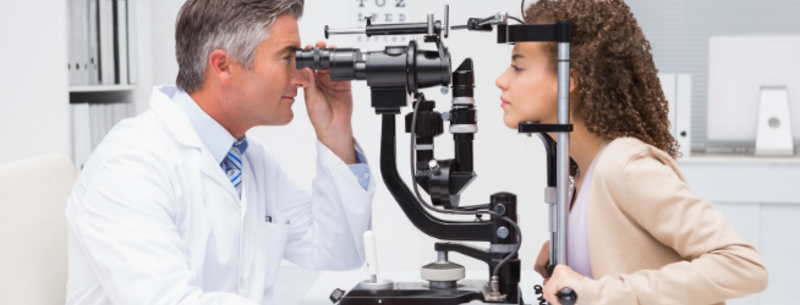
[304,44,314,50]
[537,267,550,279]
[302,68,316,89]
[315,40,326,48]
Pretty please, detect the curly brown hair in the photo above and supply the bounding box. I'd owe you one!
[525,0,679,158]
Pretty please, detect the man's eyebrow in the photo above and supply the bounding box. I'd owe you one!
[512,54,524,61]
[280,45,300,54]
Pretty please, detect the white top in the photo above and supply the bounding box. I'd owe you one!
[567,156,597,279]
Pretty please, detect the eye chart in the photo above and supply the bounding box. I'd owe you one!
[346,0,412,49]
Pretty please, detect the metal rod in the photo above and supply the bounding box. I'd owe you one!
[326,28,367,36]
[554,42,570,267]
[443,5,450,38]
[427,14,435,36]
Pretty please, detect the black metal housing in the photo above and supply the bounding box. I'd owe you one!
[496,19,572,44]
[294,16,586,305]
[381,114,495,241]
[296,41,451,114]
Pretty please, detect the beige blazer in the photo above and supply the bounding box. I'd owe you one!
[577,137,768,305]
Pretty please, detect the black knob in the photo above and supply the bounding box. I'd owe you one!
[405,101,443,137]
[329,288,346,304]
[557,287,578,305]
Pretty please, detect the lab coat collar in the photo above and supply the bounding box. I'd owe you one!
[148,85,205,150]
[172,89,240,165]
[149,85,242,204]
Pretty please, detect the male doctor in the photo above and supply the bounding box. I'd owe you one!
[65,0,375,304]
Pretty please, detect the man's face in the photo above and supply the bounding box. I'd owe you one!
[227,14,305,127]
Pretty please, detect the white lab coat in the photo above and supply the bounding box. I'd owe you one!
[65,86,375,305]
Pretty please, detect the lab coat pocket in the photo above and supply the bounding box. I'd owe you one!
[254,222,291,292]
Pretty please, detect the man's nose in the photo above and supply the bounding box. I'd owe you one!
[289,65,309,88]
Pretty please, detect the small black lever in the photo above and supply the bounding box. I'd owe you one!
[557,287,578,305]
[540,265,579,305]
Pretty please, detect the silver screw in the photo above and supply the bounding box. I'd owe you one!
[441,111,451,121]
[497,226,509,238]
[494,204,506,216]
[440,86,449,95]
[429,159,441,175]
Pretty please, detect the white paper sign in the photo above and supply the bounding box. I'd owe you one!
[346,0,411,49]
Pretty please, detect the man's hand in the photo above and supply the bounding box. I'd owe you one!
[543,265,584,305]
[535,240,551,280]
[300,41,356,164]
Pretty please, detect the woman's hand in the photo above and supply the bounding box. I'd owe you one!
[543,265,584,305]
[535,240,551,280]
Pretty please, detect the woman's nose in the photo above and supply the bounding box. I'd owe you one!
[496,68,510,91]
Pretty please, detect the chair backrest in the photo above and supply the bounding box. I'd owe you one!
[0,154,76,305]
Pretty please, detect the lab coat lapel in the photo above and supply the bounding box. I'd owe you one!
[148,85,241,204]
[199,150,242,205]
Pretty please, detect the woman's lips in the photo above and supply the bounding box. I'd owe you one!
[501,97,511,107]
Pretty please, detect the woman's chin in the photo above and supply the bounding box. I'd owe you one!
[502,115,518,130]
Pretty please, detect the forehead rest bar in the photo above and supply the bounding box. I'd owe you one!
[496,20,571,44]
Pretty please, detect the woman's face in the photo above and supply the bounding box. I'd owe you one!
[495,42,559,129]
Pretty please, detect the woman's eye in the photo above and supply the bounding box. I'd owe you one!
[512,65,523,72]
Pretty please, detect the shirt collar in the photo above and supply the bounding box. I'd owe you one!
[172,89,247,164]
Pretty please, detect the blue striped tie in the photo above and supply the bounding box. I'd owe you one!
[221,138,248,198]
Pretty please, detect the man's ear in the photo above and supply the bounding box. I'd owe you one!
[208,49,233,86]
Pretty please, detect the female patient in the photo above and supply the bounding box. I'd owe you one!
[495,0,768,304]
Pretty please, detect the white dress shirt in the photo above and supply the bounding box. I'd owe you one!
[171,89,370,189]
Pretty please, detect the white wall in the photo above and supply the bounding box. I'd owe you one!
[0,0,70,163]
[131,0,156,115]
[144,0,549,273]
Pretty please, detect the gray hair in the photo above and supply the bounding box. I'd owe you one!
[175,0,304,93]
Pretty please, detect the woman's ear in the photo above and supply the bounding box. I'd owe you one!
[553,70,579,94]
[569,70,579,93]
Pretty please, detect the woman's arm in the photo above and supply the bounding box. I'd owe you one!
[578,151,768,305]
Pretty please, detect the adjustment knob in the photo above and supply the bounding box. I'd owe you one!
[557,288,578,305]
[405,101,444,137]
[329,288,346,304]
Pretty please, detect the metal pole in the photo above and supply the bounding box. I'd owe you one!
[554,42,570,267]
[326,28,367,36]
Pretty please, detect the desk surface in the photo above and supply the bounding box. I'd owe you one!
[677,155,800,204]
[679,154,800,164]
